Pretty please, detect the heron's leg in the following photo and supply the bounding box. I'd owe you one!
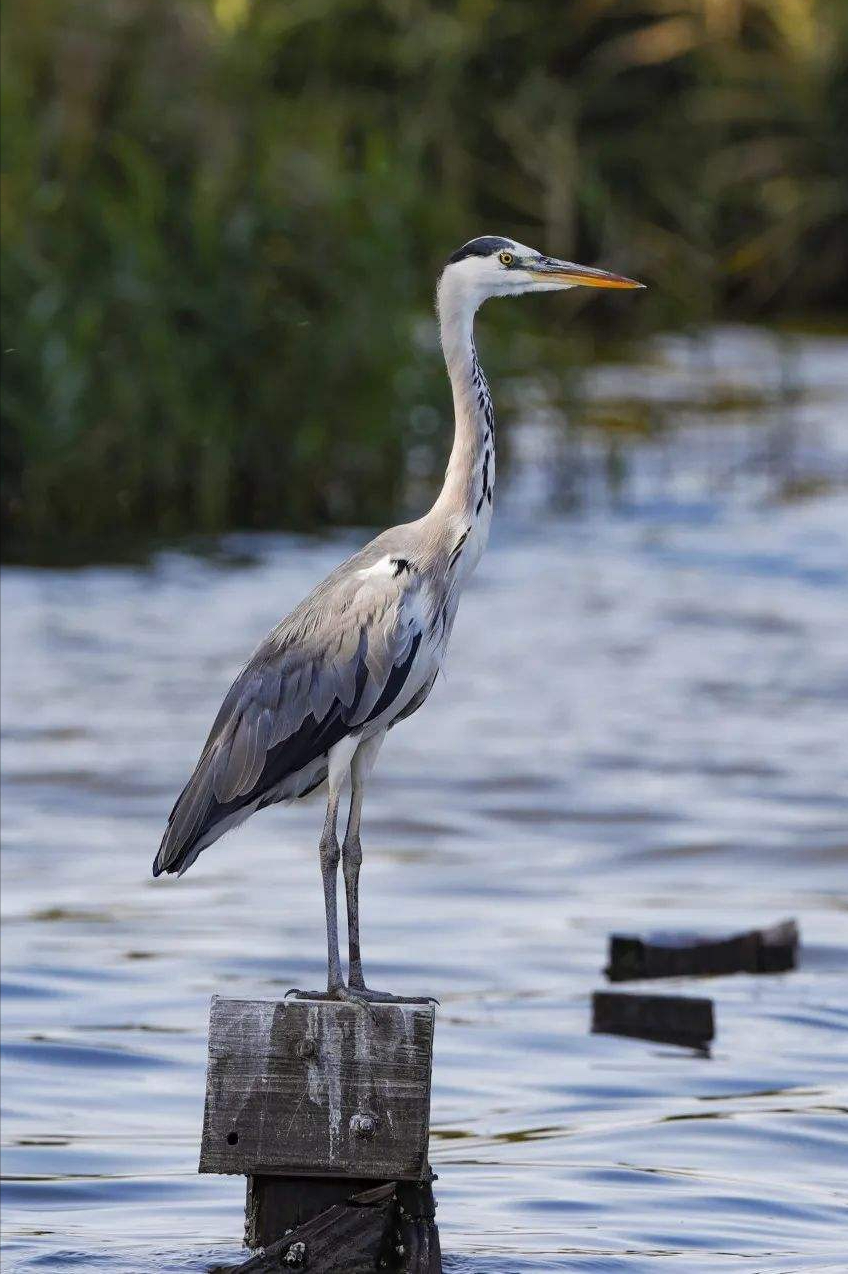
[290,732,434,1005]
[319,786,344,994]
[293,735,360,998]
[342,732,385,990]
[340,732,435,1004]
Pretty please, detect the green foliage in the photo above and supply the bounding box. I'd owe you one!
[2,0,846,557]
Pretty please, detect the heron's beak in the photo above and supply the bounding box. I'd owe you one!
[527,258,645,289]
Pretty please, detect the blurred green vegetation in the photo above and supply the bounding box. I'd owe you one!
[2,0,846,558]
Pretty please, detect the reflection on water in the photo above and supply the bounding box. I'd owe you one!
[511,324,848,517]
[2,330,848,1272]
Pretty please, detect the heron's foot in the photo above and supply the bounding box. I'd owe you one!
[284,984,377,1006]
[346,983,439,1005]
[285,984,437,1005]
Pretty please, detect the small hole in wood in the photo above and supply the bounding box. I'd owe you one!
[227,1130,239,1146]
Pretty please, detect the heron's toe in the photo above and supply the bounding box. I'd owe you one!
[346,986,439,1005]
[283,985,436,1006]
[285,987,344,1002]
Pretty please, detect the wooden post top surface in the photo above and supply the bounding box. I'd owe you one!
[199,996,435,1181]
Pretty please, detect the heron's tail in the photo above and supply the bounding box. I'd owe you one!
[153,751,218,878]
[152,838,199,878]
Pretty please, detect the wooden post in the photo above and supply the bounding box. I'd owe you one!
[200,996,440,1272]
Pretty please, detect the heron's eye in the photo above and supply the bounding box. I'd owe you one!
[498,251,514,267]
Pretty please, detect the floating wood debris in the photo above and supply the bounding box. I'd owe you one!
[200,996,441,1271]
[592,991,715,1049]
[605,919,799,982]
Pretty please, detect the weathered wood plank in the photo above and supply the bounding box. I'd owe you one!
[200,997,435,1180]
[592,991,714,1049]
[605,919,799,982]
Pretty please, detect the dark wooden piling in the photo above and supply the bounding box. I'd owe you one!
[592,990,715,1049]
[245,1173,439,1259]
[605,919,798,982]
[200,996,440,1272]
[211,1183,398,1273]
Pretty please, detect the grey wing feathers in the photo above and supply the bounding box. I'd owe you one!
[153,550,427,878]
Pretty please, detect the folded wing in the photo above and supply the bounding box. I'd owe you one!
[153,555,427,877]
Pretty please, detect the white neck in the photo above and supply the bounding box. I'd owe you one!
[431,272,496,543]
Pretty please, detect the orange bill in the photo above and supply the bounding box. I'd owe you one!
[528,259,645,289]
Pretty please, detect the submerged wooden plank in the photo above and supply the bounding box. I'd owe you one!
[199,997,435,1180]
[606,919,799,981]
[246,1171,440,1264]
[211,1183,396,1273]
[592,991,714,1049]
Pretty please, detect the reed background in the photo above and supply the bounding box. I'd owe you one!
[2,0,847,560]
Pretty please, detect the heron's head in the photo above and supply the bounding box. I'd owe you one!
[438,236,644,313]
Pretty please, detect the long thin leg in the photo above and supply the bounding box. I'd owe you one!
[342,732,435,1004]
[319,786,344,993]
[343,732,385,991]
[289,731,434,1004]
[289,736,361,1001]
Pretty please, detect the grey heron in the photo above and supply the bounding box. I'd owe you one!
[153,237,643,1001]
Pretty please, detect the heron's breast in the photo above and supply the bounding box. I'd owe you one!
[366,635,441,736]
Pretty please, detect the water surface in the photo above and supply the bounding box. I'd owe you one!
[2,329,847,1271]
